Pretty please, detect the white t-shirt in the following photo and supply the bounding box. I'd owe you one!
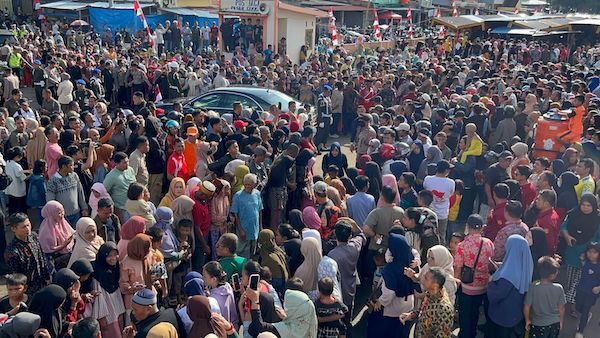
[423,175,455,219]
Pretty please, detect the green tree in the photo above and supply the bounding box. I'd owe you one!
[550,0,600,13]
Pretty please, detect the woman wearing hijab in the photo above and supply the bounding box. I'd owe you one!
[561,193,600,315]
[248,288,317,338]
[405,244,457,305]
[171,195,196,224]
[487,235,533,336]
[377,174,400,208]
[369,233,415,338]
[357,154,372,175]
[364,161,382,203]
[89,183,111,218]
[120,234,154,312]
[147,322,179,338]
[178,271,223,334]
[71,258,94,295]
[346,167,359,184]
[188,295,229,338]
[53,268,85,323]
[551,159,567,178]
[117,216,146,262]
[159,177,186,208]
[417,145,442,182]
[29,285,66,338]
[289,149,315,211]
[561,147,579,172]
[299,207,323,254]
[322,142,348,177]
[258,230,289,294]
[407,142,425,177]
[555,171,579,222]
[510,142,530,178]
[313,256,343,302]
[68,217,105,268]
[0,312,42,338]
[38,201,75,271]
[330,179,347,201]
[92,144,114,184]
[326,186,347,217]
[232,165,250,195]
[26,120,46,170]
[294,237,322,295]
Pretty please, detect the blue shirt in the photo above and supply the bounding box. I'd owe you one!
[577,261,600,297]
[347,192,376,227]
[230,189,263,241]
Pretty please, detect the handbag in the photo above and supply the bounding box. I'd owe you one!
[460,239,484,284]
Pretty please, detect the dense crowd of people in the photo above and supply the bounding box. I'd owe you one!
[1,13,600,338]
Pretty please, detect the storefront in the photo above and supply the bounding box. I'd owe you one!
[218,0,326,64]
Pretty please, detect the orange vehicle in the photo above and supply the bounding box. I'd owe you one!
[533,112,571,160]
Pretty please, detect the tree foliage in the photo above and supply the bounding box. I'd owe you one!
[550,0,600,13]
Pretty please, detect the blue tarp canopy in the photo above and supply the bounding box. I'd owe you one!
[160,8,219,27]
[40,1,88,10]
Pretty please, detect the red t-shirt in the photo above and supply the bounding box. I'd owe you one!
[535,208,561,254]
[167,152,189,181]
[190,186,211,236]
[484,201,506,241]
[520,182,537,209]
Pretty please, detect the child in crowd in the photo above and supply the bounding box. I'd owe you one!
[314,277,348,338]
[203,261,238,327]
[399,172,418,209]
[325,165,339,185]
[417,189,433,208]
[449,232,464,256]
[372,251,386,292]
[124,182,156,227]
[172,219,194,304]
[448,179,464,236]
[524,256,565,338]
[146,226,168,305]
[460,123,483,163]
[575,243,600,338]
[0,273,28,315]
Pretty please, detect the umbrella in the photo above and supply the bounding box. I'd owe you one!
[70,20,89,27]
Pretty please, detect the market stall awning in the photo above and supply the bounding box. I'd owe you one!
[315,5,369,11]
[379,11,403,20]
[87,2,154,9]
[521,0,548,5]
[40,1,88,11]
[432,15,485,30]
[160,8,218,19]
[491,27,578,36]
[512,17,580,30]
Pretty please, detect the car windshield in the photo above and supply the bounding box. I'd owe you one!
[251,90,297,112]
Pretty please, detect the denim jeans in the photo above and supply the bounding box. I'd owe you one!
[65,213,80,228]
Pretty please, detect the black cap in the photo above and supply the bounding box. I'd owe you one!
[467,214,484,229]
[436,160,454,173]
[499,150,514,160]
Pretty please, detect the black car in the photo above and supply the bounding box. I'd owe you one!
[158,86,307,116]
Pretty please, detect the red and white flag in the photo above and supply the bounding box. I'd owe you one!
[475,9,480,15]
[452,0,458,17]
[328,8,338,46]
[133,0,152,43]
[154,85,162,103]
[408,25,414,38]
[435,6,441,18]
[514,7,520,14]
[373,10,382,41]
[439,25,445,39]
[33,0,45,22]
[407,8,412,23]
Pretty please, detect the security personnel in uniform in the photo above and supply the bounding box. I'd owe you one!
[32,60,47,106]
[314,84,333,152]
[167,61,182,99]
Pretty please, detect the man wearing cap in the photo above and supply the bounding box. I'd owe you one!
[191,181,216,269]
[74,79,93,111]
[423,160,456,244]
[231,173,263,259]
[452,214,494,338]
[314,84,333,153]
[32,60,47,106]
[167,62,182,99]
[123,289,184,338]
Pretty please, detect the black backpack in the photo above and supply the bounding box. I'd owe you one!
[0,165,12,191]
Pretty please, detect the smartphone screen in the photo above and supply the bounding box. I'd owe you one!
[249,274,260,290]
[232,273,241,291]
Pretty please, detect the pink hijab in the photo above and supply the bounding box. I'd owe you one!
[302,206,321,230]
[377,174,400,207]
[88,183,111,218]
[38,201,75,254]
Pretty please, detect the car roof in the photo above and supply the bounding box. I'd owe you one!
[210,86,278,95]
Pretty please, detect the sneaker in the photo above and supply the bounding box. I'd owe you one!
[331,134,340,138]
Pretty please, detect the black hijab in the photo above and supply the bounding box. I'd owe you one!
[364,161,382,202]
[92,242,120,294]
[29,285,66,338]
[340,177,357,195]
[407,142,425,176]
[566,193,600,244]
[71,258,94,294]
[259,292,281,324]
[53,268,79,292]
[288,209,305,233]
[346,167,359,183]
[530,227,549,281]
